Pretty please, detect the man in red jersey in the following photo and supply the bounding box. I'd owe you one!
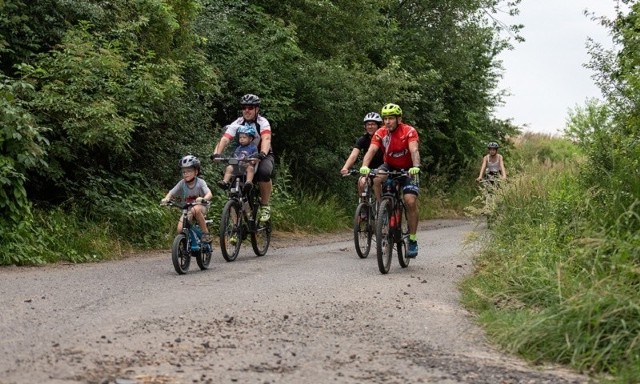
[359,103,421,258]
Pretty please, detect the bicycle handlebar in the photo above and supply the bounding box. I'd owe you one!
[211,153,260,164]
[160,200,210,209]
[345,168,411,178]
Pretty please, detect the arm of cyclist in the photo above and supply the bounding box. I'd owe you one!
[499,154,507,180]
[408,141,420,175]
[341,148,361,175]
[476,155,488,182]
[359,144,380,175]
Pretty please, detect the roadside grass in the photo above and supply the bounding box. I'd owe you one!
[460,133,640,383]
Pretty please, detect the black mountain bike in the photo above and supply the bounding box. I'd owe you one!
[162,201,213,275]
[349,169,377,259]
[214,157,272,261]
[375,170,411,274]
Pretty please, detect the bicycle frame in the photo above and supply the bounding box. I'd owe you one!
[350,169,378,259]
[214,157,271,261]
[163,201,213,274]
[375,170,411,274]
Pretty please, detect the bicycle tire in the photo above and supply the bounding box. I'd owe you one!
[251,219,271,256]
[397,203,410,268]
[376,198,394,274]
[196,242,212,270]
[353,203,373,259]
[171,234,190,274]
[220,200,243,262]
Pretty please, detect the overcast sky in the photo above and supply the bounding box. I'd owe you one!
[494,0,621,135]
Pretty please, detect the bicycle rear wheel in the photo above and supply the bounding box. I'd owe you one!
[353,202,373,259]
[397,204,410,268]
[220,200,243,262]
[171,234,190,274]
[376,198,393,274]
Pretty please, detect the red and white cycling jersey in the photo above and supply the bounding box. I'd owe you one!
[370,123,419,169]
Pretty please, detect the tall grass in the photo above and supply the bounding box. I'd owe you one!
[461,133,640,382]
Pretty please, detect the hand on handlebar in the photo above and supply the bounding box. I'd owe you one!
[211,153,223,161]
[408,167,420,175]
[359,166,370,175]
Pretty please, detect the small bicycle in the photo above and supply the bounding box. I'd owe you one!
[348,169,377,259]
[162,201,213,275]
[213,157,272,261]
[375,170,412,274]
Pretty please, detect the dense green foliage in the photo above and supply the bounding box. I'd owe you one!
[1,0,521,264]
[462,3,640,381]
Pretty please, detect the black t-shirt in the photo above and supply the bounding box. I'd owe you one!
[355,134,384,168]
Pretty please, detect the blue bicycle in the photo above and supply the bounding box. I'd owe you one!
[162,201,213,274]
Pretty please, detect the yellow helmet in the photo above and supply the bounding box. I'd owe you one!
[381,103,402,117]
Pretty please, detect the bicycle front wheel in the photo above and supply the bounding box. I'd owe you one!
[397,204,410,268]
[171,234,190,274]
[220,200,243,262]
[251,219,271,256]
[376,198,394,274]
[353,202,373,259]
[196,242,212,270]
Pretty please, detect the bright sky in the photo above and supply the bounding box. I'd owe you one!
[494,0,621,135]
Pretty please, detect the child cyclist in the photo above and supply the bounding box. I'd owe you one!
[216,125,259,194]
[161,155,213,243]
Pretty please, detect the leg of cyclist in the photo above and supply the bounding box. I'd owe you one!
[403,179,420,258]
[255,153,274,222]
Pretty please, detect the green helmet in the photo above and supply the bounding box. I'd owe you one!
[381,103,402,117]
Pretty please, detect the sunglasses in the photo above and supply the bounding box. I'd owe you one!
[242,106,256,111]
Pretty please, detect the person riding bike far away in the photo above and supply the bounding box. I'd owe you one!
[340,112,385,197]
[212,94,274,223]
[359,103,421,258]
[476,141,507,182]
[217,125,259,193]
[161,155,214,243]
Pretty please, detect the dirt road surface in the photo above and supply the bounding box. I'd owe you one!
[0,219,591,384]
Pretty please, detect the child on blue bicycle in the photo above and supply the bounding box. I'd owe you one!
[161,155,214,243]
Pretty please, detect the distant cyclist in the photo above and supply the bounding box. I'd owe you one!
[359,103,421,258]
[340,112,384,198]
[476,142,507,183]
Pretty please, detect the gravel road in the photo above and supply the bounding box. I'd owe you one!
[0,219,591,384]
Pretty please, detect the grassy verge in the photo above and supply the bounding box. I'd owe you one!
[460,133,640,383]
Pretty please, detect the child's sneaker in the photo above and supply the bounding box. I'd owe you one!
[201,232,212,243]
[259,205,271,222]
[217,180,230,190]
[407,240,418,258]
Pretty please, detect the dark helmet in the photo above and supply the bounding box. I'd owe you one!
[180,155,201,171]
[240,94,261,106]
[363,112,383,125]
[487,142,499,149]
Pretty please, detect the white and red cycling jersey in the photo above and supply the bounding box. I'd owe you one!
[370,123,419,170]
